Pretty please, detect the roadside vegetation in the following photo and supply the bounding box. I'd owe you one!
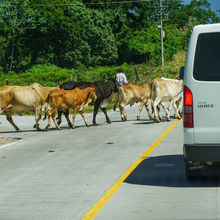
[0,50,186,87]
[0,0,218,76]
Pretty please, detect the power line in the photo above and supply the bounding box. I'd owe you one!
[0,0,155,7]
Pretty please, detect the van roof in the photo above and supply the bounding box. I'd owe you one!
[193,23,220,33]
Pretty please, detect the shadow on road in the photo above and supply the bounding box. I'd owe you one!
[0,124,89,133]
[112,119,156,124]
[112,119,141,123]
[0,129,37,134]
[125,154,220,187]
[133,121,156,125]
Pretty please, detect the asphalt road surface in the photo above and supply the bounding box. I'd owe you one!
[0,104,220,220]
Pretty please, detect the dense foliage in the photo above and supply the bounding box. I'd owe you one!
[0,0,219,78]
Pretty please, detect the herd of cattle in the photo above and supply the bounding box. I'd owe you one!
[0,77,183,132]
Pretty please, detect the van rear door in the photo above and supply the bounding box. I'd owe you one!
[193,32,220,144]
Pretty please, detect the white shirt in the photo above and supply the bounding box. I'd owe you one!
[115,72,128,87]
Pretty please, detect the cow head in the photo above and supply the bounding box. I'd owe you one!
[88,87,97,104]
[41,101,50,113]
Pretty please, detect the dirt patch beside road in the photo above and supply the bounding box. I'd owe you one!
[0,137,18,145]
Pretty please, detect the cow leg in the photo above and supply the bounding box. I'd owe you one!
[144,104,154,120]
[45,111,51,129]
[137,101,144,120]
[166,101,173,121]
[63,109,73,128]
[173,100,181,119]
[119,102,127,121]
[33,115,43,129]
[146,99,154,120]
[56,109,63,126]
[113,92,119,111]
[100,107,111,124]
[178,96,183,118]
[153,98,161,123]
[72,108,78,128]
[151,102,154,114]
[157,104,163,120]
[34,107,42,131]
[92,103,100,126]
[119,104,124,121]
[56,109,72,128]
[52,111,62,130]
[33,112,47,129]
[160,102,168,120]
[43,113,47,120]
[6,111,21,132]
[46,108,61,130]
[79,111,89,127]
[174,95,183,118]
[113,104,117,111]
[160,102,170,121]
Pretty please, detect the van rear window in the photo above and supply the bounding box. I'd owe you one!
[193,32,220,81]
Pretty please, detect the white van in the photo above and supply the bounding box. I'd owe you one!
[183,23,220,179]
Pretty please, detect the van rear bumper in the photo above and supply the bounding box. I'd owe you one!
[184,144,220,161]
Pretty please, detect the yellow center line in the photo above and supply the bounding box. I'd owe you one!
[82,119,180,220]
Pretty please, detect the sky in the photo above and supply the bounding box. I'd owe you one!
[183,0,220,14]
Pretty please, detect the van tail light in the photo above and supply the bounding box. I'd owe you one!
[184,86,193,128]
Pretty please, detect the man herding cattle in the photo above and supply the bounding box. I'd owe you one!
[113,68,128,111]
[115,68,128,87]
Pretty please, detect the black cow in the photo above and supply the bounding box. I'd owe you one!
[57,78,118,126]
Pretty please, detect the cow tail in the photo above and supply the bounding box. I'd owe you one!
[42,90,52,114]
[45,91,50,105]
[150,79,157,113]
[80,88,92,110]
[151,79,156,101]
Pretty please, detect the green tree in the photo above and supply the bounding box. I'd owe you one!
[168,0,220,28]
[0,0,45,71]
[26,0,118,68]
[0,0,118,71]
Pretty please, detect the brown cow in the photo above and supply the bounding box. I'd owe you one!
[114,83,153,121]
[0,83,55,131]
[45,87,97,130]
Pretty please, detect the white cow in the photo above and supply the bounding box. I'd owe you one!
[151,77,183,122]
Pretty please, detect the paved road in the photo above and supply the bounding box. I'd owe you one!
[0,105,219,220]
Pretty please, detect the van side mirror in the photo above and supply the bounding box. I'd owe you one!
[180,66,184,80]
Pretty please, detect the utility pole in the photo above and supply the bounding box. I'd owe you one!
[160,0,164,66]
[155,0,167,66]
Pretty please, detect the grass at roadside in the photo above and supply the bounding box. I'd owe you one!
[136,50,186,84]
